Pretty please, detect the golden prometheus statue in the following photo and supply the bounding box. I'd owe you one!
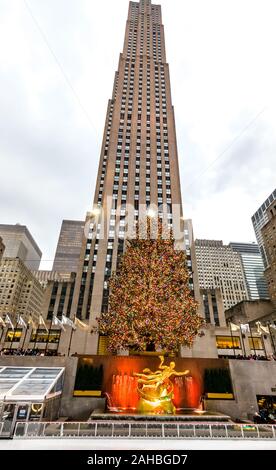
[134,355,189,414]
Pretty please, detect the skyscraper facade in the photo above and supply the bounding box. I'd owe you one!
[229,242,269,300]
[195,240,248,310]
[69,0,186,354]
[0,258,45,324]
[261,201,276,302]
[0,224,42,270]
[252,189,276,268]
[53,220,85,273]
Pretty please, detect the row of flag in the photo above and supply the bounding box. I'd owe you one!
[229,321,276,335]
[0,314,90,332]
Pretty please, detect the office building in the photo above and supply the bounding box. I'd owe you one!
[69,0,186,354]
[229,242,269,300]
[195,240,248,310]
[0,258,45,324]
[53,220,85,273]
[252,189,276,268]
[200,288,225,327]
[43,272,76,321]
[262,201,276,302]
[0,224,42,270]
[184,220,202,309]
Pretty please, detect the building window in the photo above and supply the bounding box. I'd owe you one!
[5,328,22,342]
[30,329,61,344]
[216,336,241,349]
[248,337,263,350]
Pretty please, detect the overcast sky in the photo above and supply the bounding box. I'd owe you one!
[0,0,275,270]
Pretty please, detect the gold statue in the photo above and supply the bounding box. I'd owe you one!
[134,356,189,414]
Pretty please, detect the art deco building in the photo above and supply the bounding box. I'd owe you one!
[200,288,225,327]
[0,258,45,324]
[0,224,42,270]
[252,189,276,268]
[229,242,269,300]
[53,220,85,273]
[69,0,186,354]
[195,240,248,310]
[262,201,276,302]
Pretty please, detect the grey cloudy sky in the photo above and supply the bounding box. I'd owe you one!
[0,0,275,270]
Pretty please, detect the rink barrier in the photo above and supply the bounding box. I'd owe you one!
[5,421,276,440]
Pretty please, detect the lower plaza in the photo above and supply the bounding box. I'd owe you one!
[0,350,275,448]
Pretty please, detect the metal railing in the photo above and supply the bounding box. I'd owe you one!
[12,421,276,440]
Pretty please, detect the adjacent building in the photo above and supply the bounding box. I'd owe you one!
[32,270,68,289]
[229,242,269,300]
[184,220,202,310]
[42,272,76,321]
[262,201,276,302]
[0,224,42,270]
[195,240,248,310]
[0,258,45,324]
[200,288,225,327]
[252,189,276,268]
[53,220,85,273]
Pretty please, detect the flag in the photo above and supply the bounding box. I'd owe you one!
[17,315,27,329]
[5,314,14,330]
[240,323,250,334]
[75,318,90,331]
[260,324,269,334]
[39,315,49,333]
[230,322,240,332]
[62,315,76,330]
[52,315,65,331]
[28,315,36,329]
[0,316,5,327]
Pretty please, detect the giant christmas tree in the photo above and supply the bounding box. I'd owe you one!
[96,219,203,353]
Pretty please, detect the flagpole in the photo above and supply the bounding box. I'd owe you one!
[33,326,39,352]
[67,314,76,356]
[45,315,53,356]
[9,319,19,352]
[249,323,256,356]
[260,330,268,359]
[0,325,5,345]
[56,326,62,354]
[21,325,29,353]
[229,321,236,358]
[268,323,276,355]
[239,324,246,357]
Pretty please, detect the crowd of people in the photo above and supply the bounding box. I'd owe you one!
[0,348,60,356]
[220,354,276,361]
[253,409,276,424]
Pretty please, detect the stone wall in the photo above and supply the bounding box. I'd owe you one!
[206,360,276,419]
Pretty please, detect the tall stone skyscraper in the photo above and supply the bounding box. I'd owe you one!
[69,0,185,354]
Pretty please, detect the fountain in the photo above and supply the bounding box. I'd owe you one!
[105,356,200,414]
